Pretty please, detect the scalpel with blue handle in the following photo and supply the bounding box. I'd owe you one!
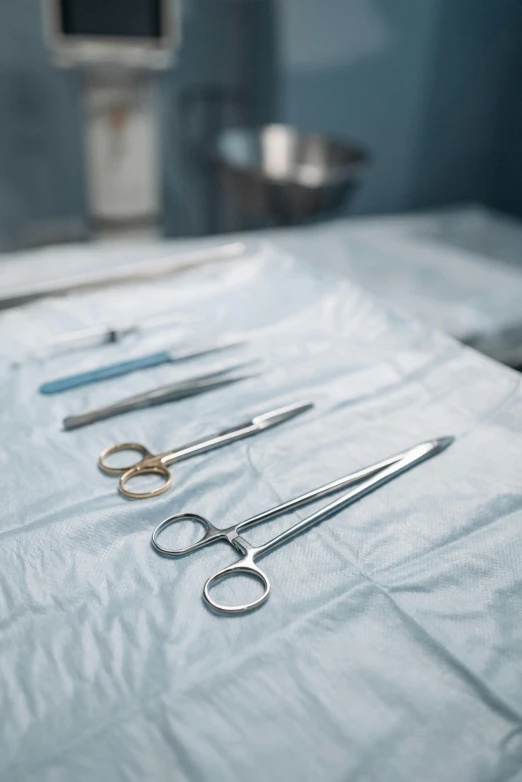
[40,339,246,394]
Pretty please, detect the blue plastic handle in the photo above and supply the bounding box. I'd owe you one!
[39,351,171,394]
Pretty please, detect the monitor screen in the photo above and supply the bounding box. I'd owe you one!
[59,0,163,39]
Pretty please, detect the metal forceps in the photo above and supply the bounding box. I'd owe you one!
[152,436,454,614]
[98,400,313,499]
[63,362,257,430]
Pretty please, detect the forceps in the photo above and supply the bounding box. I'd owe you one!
[63,362,258,430]
[152,436,454,614]
[98,400,313,499]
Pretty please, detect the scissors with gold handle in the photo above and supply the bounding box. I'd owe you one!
[98,400,313,499]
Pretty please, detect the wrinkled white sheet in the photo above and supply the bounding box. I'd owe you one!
[2,205,522,349]
[1,240,522,781]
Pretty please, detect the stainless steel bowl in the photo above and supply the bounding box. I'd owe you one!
[213,124,369,225]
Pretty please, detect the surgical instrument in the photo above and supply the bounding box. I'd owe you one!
[63,362,259,431]
[152,436,454,614]
[36,312,182,357]
[98,400,313,499]
[40,337,245,394]
[0,241,249,311]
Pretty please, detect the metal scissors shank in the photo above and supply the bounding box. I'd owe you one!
[98,400,314,499]
[152,437,454,614]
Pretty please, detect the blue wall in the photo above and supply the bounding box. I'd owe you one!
[0,0,277,247]
[278,0,439,214]
[278,0,522,217]
[407,0,522,214]
[0,1,87,250]
[0,0,521,249]
[161,0,279,237]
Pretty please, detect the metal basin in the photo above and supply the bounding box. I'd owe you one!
[213,124,369,226]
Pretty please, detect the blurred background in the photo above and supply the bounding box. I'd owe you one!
[1,0,521,247]
[2,0,522,368]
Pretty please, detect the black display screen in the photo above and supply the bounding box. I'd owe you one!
[59,0,162,39]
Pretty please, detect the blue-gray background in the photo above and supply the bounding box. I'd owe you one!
[0,0,521,248]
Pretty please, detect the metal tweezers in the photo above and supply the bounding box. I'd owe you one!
[63,362,260,430]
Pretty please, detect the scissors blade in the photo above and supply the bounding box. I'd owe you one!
[251,400,314,430]
[426,436,454,453]
[158,398,314,466]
